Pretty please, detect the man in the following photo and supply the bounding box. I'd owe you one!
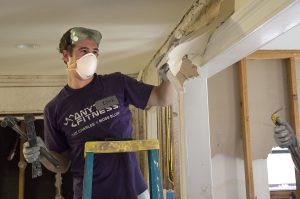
[274,117,300,172]
[23,27,174,199]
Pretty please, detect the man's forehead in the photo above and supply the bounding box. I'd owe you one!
[76,46,99,51]
[74,39,99,50]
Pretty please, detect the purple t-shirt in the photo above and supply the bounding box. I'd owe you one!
[44,73,154,199]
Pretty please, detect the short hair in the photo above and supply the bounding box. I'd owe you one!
[58,27,102,55]
[58,28,74,54]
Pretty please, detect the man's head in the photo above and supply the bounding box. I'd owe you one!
[59,27,102,80]
[59,27,102,55]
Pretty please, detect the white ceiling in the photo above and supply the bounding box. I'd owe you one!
[1,0,300,78]
[0,0,193,76]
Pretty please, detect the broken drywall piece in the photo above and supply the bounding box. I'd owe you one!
[175,55,200,86]
[165,55,200,93]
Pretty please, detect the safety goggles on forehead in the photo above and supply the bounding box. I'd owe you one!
[70,27,102,46]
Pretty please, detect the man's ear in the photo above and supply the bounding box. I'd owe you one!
[62,50,69,64]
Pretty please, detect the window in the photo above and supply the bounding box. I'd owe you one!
[267,147,296,191]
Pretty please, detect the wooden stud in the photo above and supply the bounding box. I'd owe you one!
[286,57,300,198]
[238,59,255,199]
[247,50,300,60]
[161,107,167,187]
[169,106,175,189]
[178,92,188,199]
[165,106,174,190]
[172,95,182,199]
[139,108,148,183]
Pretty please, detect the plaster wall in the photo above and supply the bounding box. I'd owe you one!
[211,154,246,199]
[0,87,62,115]
[253,159,270,199]
[247,59,290,159]
[208,64,246,199]
[208,59,296,199]
[184,76,213,199]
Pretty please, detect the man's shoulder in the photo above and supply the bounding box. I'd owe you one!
[44,87,67,113]
[99,72,124,79]
[97,72,129,85]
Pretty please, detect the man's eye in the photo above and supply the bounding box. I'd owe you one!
[81,50,88,54]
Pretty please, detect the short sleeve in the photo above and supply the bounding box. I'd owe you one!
[44,105,69,152]
[121,74,154,109]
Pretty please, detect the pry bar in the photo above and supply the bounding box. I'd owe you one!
[1,115,60,168]
[24,114,43,178]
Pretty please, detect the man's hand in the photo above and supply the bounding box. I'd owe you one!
[159,63,170,82]
[23,136,46,163]
[274,118,297,148]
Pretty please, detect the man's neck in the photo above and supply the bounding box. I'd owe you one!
[67,73,94,89]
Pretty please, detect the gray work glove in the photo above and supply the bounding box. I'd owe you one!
[23,136,46,163]
[159,63,170,82]
[274,117,298,148]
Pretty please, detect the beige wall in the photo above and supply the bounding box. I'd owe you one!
[247,59,291,199]
[208,64,246,199]
[0,75,66,116]
[208,64,243,158]
[208,58,297,198]
[208,59,293,159]
[247,59,290,159]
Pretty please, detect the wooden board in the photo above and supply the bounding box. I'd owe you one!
[248,50,300,60]
[238,59,255,199]
[286,57,300,198]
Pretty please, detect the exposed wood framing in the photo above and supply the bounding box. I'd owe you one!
[165,106,174,190]
[141,109,149,183]
[286,57,300,198]
[245,50,300,197]
[157,107,162,182]
[247,50,300,60]
[169,106,175,192]
[286,57,300,144]
[178,92,187,199]
[172,95,183,199]
[160,107,167,186]
[144,0,226,69]
[238,59,255,199]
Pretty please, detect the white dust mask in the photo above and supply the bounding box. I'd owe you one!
[74,53,98,80]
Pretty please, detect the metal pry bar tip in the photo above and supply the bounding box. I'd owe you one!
[271,107,283,125]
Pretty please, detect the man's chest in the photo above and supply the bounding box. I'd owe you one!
[57,94,131,142]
